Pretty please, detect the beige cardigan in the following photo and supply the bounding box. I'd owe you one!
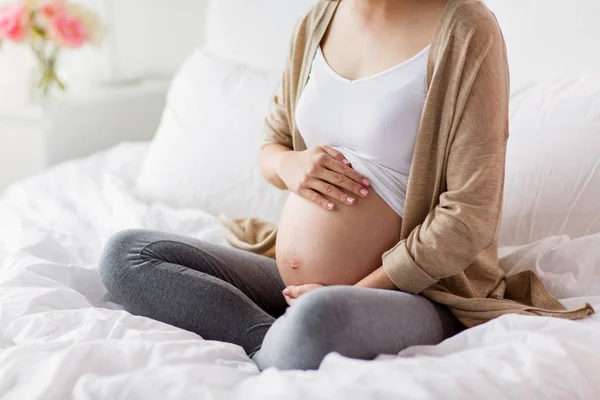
[219,0,594,327]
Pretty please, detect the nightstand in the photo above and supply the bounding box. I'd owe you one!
[0,79,169,192]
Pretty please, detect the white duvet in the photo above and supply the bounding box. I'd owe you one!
[0,143,599,400]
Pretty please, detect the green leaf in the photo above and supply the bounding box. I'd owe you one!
[56,78,66,91]
[32,25,46,39]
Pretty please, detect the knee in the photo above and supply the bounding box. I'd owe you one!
[290,286,353,335]
[98,229,147,297]
[260,287,354,370]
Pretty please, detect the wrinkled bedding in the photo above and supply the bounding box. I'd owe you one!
[0,142,599,400]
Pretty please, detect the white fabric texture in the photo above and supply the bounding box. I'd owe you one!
[500,76,600,246]
[0,143,599,399]
[296,46,429,216]
[134,50,288,224]
[204,0,316,72]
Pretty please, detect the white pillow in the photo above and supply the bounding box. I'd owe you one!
[135,49,288,223]
[204,0,317,72]
[485,0,600,81]
[500,77,600,246]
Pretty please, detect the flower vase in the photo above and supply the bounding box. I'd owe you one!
[0,1,104,104]
[30,49,66,103]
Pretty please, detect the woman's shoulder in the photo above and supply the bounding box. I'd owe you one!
[444,0,504,48]
[289,1,336,47]
[300,1,336,24]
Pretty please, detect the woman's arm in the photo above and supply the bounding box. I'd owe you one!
[359,22,509,294]
[260,144,292,190]
[355,266,397,290]
[381,21,510,295]
[284,267,395,305]
[260,143,371,210]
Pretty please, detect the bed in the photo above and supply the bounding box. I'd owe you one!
[1,1,600,399]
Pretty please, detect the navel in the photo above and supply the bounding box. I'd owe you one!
[289,257,301,270]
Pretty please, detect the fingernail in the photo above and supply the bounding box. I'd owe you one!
[360,189,368,196]
[362,179,370,186]
[342,159,351,165]
[327,203,334,209]
[347,197,356,204]
[282,288,290,296]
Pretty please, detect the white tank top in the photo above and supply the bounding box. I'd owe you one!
[295,46,430,217]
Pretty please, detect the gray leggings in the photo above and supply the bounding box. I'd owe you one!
[99,229,463,371]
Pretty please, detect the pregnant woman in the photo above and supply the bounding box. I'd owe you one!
[99,0,594,371]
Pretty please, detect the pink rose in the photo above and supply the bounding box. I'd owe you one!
[48,12,85,48]
[0,4,30,42]
[39,0,66,20]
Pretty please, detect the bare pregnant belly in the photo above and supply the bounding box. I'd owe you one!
[276,190,403,287]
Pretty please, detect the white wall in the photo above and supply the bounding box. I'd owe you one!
[64,0,207,83]
[486,0,600,82]
[204,0,315,72]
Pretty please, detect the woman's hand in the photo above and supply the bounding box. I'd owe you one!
[282,284,324,306]
[277,146,371,210]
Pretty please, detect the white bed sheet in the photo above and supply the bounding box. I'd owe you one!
[0,142,599,400]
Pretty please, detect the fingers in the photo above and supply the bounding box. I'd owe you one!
[282,286,297,306]
[316,152,370,188]
[297,187,335,210]
[295,146,371,209]
[313,169,369,198]
[321,146,352,166]
[284,295,294,306]
[284,286,300,298]
[282,285,310,299]
[283,285,323,305]
[305,178,357,205]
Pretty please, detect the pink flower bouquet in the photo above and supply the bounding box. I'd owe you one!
[0,0,103,98]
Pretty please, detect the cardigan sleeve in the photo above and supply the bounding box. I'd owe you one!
[262,2,333,150]
[382,24,510,295]
[263,74,294,150]
[261,22,300,150]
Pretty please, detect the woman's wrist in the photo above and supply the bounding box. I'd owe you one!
[260,144,292,190]
[274,150,291,180]
[355,266,397,290]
